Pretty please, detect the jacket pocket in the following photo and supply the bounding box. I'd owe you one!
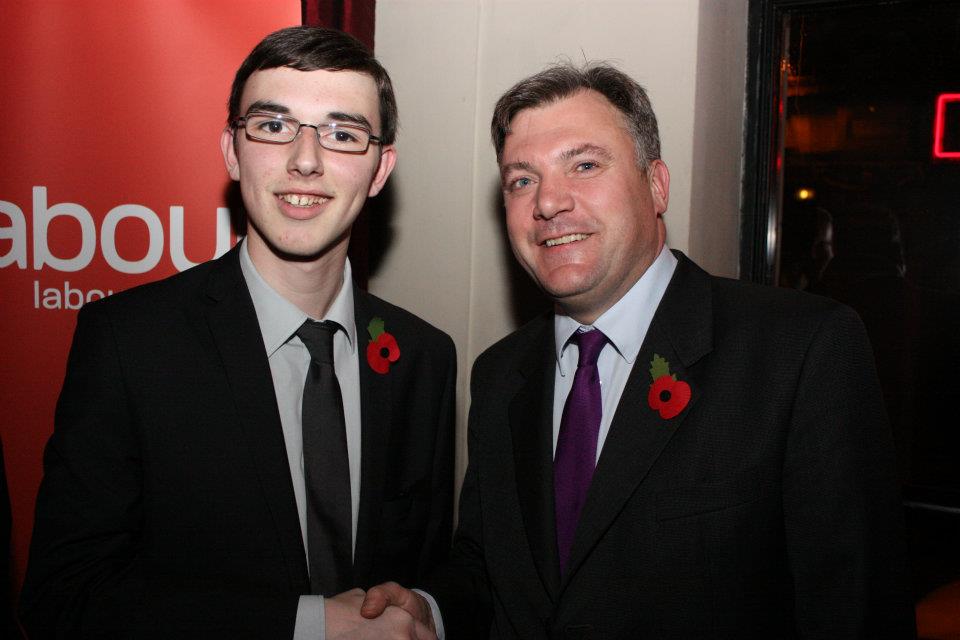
[655,468,760,521]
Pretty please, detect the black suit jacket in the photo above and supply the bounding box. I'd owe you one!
[426,252,913,639]
[21,245,456,638]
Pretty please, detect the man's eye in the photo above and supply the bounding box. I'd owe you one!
[508,176,533,191]
[262,120,285,133]
[251,117,293,136]
[576,161,598,172]
[330,129,360,144]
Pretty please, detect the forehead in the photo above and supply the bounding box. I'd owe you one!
[502,90,632,160]
[240,67,380,127]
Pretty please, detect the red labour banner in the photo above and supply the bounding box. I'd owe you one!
[0,0,301,593]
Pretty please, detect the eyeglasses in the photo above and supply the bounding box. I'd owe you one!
[233,112,381,154]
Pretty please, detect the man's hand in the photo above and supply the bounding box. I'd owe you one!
[325,588,436,640]
[360,582,436,634]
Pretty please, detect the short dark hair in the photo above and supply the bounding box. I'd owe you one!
[491,62,660,168]
[228,26,398,144]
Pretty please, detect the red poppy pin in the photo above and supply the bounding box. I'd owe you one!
[366,316,400,374]
[647,354,691,420]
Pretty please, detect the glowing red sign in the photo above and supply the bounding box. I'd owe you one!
[933,93,960,159]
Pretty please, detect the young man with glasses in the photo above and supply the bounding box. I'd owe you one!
[21,26,452,640]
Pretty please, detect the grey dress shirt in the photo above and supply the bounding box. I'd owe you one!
[239,240,362,640]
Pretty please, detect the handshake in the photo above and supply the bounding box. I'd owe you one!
[326,582,438,640]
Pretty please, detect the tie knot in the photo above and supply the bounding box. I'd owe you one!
[297,320,339,365]
[572,329,607,367]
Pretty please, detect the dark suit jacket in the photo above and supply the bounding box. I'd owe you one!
[20,245,456,639]
[426,252,913,639]
[1,438,23,640]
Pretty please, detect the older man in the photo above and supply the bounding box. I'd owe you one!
[363,63,914,639]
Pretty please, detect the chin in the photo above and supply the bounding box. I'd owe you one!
[541,284,593,307]
[259,236,333,262]
[537,269,598,300]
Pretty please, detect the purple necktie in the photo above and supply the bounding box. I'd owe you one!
[554,328,608,574]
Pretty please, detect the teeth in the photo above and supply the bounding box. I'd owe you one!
[545,233,589,247]
[279,193,327,207]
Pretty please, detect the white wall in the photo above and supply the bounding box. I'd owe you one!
[690,0,749,278]
[373,0,748,484]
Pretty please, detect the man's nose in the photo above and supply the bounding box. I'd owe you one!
[534,175,573,220]
[287,126,324,176]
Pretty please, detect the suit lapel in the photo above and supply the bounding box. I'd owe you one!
[352,290,392,584]
[562,253,714,587]
[201,246,309,589]
[509,320,562,601]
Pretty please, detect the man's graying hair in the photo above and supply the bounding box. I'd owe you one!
[491,62,660,169]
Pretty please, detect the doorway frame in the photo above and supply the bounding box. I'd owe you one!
[741,0,893,284]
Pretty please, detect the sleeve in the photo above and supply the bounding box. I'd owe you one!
[0,438,21,640]
[415,335,457,579]
[418,355,493,640]
[412,589,445,640]
[19,304,299,639]
[293,596,324,640]
[783,304,916,638]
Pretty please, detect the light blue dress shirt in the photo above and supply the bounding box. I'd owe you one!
[552,246,677,459]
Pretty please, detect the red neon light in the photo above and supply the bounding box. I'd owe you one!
[933,93,960,159]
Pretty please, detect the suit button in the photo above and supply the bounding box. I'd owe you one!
[544,617,555,639]
[563,624,593,640]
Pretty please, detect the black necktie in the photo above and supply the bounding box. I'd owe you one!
[296,319,352,595]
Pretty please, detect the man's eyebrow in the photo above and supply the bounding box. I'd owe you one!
[559,144,614,162]
[245,100,290,115]
[243,104,374,131]
[500,160,535,176]
[327,111,374,131]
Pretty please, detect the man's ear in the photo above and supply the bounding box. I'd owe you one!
[220,128,240,181]
[647,159,670,215]
[367,144,397,197]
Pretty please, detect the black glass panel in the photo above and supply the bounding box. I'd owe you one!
[771,0,960,609]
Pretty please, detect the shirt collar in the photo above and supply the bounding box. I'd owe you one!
[554,245,677,375]
[239,238,357,357]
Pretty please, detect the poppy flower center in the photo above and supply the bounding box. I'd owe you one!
[380,347,390,358]
[659,389,672,402]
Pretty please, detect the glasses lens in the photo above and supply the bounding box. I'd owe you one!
[319,125,370,153]
[244,114,298,143]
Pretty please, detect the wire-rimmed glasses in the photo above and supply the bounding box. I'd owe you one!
[233,112,381,154]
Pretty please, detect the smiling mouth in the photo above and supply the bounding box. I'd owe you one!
[544,233,590,247]
[278,193,329,207]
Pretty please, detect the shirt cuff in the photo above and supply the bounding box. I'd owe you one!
[413,589,445,640]
[294,595,325,640]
